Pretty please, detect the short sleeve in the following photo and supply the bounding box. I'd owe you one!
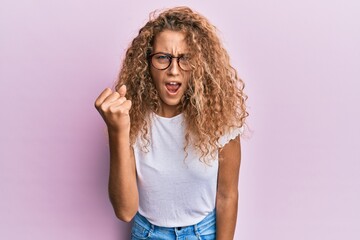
[217,126,244,148]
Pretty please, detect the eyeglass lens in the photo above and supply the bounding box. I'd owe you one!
[151,53,191,71]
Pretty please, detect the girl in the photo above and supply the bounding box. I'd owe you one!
[95,7,248,240]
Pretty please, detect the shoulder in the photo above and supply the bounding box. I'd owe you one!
[217,126,244,148]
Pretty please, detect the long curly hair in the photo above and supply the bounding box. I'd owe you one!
[115,6,248,160]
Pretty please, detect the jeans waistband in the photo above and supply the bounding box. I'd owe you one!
[134,209,216,232]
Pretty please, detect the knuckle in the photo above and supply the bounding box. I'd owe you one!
[124,100,132,109]
[94,99,102,109]
[112,92,120,98]
[117,97,126,104]
[117,106,127,115]
[109,105,118,113]
[94,101,99,109]
[100,104,107,112]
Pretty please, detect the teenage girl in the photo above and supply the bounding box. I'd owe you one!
[95,7,248,240]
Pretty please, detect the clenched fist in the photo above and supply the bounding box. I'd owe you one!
[94,85,132,134]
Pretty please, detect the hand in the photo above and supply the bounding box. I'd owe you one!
[94,85,132,134]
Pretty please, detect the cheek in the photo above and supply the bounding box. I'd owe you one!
[150,68,161,86]
[183,73,191,86]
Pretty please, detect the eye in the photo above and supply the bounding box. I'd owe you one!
[155,54,170,60]
[153,54,171,65]
[179,55,189,62]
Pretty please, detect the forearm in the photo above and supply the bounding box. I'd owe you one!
[216,193,238,240]
[108,130,138,222]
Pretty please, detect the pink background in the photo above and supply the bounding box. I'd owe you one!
[1,0,359,239]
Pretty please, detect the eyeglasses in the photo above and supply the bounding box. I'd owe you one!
[148,52,191,71]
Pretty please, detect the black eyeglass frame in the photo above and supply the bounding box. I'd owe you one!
[148,52,191,71]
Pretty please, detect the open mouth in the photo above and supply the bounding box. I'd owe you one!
[165,82,181,94]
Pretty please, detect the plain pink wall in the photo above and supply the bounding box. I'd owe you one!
[1,0,359,239]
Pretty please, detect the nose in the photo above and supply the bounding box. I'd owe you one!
[167,58,180,75]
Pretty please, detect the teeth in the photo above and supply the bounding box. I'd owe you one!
[168,82,179,85]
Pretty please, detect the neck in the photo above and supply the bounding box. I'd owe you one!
[157,106,181,118]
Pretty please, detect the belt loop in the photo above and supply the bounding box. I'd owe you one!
[150,221,155,233]
[194,223,200,239]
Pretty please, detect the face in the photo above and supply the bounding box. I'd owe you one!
[150,30,191,117]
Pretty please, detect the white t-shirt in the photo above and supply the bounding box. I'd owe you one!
[133,113,243,227]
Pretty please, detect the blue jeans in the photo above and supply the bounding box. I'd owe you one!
[131,209,216,240]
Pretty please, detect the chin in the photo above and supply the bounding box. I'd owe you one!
[163,99,182,107]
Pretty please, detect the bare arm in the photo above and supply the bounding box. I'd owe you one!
[95,85,138,222]
[107,130,138,222]
[216,136,241,240]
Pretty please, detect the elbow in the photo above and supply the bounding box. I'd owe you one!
[110,199,138,223]
[114,209,137,223]
[108,192,139,222]
[216,190,239,207]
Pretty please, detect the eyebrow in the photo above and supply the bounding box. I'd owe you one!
[154,51,188,57]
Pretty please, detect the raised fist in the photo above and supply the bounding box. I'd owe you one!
[94,85,132,134]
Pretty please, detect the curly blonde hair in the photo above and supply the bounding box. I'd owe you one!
[115,6,248,160]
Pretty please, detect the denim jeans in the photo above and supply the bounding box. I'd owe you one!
[131,209,216,240]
